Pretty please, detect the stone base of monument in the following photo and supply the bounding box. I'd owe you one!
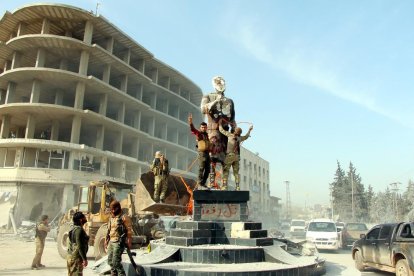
[122,190,325,276]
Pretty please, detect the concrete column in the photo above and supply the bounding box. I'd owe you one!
[59,59,68,70]
[166,76,171,90]
[68,152,76,170]
[14,148,23,167]
[74,82,85,109]
[132,139,139,159]
[83,20,94,44]
[152,68,158,83]
[65,30,73,38]
[120,75,128,92]
[3,60,10,72]
[50,120,59,140]
[151,93,157,109]
[5,82,16,103]
[140,60,145,74]
[25,114,36,138]
[106,37,114,53]
[0,115,10,138]
[102,64,111,83]
[117,102,125,123]
[17,22,27,36]
[150,117,155,136]
[41,18,50,34]
[114,131,123,154]
[70,115,82,144]
[133,110,140,130]
[123,49,131,64]
[120,161,126,179]
[100,156,107,176]
[175,130,179,144]
[55,90,64,105]
[35,48,46,67]
[11,52,21,69]
[99,94,108,115]
[95,125,104,150]
[78,51,89,75]
[30,79,41,103]
[165,98,169,115]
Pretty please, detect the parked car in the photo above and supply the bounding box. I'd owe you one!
[290,219,306,237]
[341,222,368,249]
[352,222,414,275]
[306,218,340,251]
[336,221,345,232]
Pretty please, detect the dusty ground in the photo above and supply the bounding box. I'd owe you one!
[0,234,99,276]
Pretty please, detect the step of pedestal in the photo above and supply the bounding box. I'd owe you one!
[169,229,213,238]
[175,221,263,231]
[165,236,212,246]
[215,237,274,247]
[179,246,264,264]
[175,221,216,230]
[230,221,263,231]
[230,229,268,239]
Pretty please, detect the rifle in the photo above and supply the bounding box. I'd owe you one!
[118,217,142,275]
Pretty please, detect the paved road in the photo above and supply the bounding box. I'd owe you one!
[0,234,397,276]
[320,248,393,276]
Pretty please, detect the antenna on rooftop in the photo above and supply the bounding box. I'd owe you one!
[95,1,101,16]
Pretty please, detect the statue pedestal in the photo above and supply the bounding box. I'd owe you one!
[193,190,249,221]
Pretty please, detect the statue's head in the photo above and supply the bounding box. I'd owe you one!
[212,76,226,94]
[155,151,162,158]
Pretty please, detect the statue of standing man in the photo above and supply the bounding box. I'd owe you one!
[200,76,235,187]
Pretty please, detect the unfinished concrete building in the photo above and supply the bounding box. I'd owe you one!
[0,4,202,224]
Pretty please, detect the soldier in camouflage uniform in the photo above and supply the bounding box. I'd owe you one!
[67,212,89,276]
[150,151,169,203]
[31,214,50,270]
[219,122,253,191]
[105,201,133,276]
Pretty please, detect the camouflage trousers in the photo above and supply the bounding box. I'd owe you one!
[31,237,45,267]
[222,153,240,183]
[197,151,210,186]
[154,175,168,202]
[66,256,83,276]
[107,241,126,276]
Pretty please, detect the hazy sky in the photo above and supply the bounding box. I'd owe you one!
[2,1,414,206]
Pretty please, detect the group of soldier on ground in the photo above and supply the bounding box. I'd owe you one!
[32,200,132,276]
[30,76,254,275]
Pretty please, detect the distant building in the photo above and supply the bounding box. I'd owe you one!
[238,147,271,221]
[0,4,202,224]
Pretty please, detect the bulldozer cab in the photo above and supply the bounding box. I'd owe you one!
[77,180,133,222]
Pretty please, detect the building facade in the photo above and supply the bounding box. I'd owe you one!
[0,4,202,224]
[239,147,271,221]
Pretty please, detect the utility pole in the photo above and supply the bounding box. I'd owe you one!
[285,181,291,220]
[351,170,354,221]
[389,182,401,221]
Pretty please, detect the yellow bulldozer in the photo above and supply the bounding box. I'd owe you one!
[56,172,196,260]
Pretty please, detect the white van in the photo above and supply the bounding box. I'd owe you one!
[290,219,306,237]
[306,218,339,250]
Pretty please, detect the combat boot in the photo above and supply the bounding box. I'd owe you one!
[235,183,240,191]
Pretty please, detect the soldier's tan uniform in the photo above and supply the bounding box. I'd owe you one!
[219,124,252,190]
[150,154,169,202]
[31,220,50,269]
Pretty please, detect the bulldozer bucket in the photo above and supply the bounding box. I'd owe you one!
[135,172,197,215]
